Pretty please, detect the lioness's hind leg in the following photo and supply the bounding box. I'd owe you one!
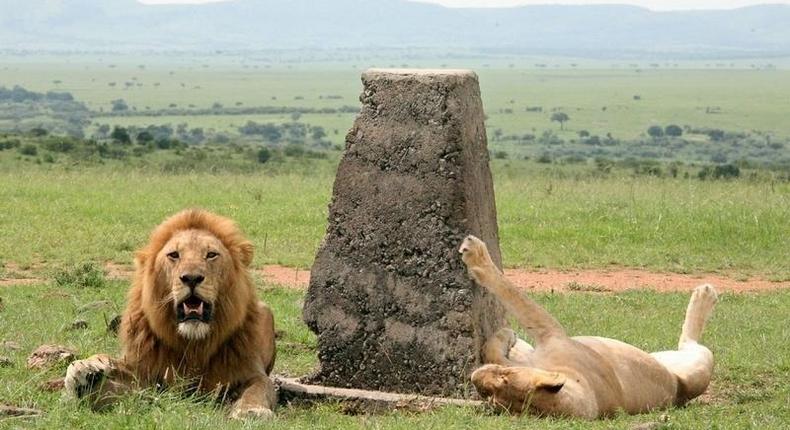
[651,284,719,404]
[679,284,718,347]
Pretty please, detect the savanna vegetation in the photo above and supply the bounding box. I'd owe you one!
[1,55,788,429]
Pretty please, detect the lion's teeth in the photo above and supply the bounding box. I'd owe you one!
[197,302,204,316]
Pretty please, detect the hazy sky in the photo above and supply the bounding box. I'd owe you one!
[138,0,790,10]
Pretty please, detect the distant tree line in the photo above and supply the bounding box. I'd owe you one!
[94,102,359,118]
[0,85,75,103]
[0,85,90,138]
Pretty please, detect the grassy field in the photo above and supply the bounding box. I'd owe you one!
[0,159,788,279]
[1,56,788,428]
[1,278,787,429]
[4,58,790,143]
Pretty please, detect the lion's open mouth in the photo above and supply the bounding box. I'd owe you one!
[176,295,213,323]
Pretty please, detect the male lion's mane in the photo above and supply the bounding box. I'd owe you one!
[119,209,274,392]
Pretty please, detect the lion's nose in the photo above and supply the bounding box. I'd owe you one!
[180,274,205,289]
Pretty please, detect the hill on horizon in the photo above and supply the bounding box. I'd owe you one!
[1,0,790,58]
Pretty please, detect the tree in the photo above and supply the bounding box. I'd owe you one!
[550,112,570,130]
[311,126,326,141]
[137,131,154,144]
[110,126,132,145]
[111,99,129,112]
[665,124,683,137]
[647,125,664,138]
[257,147,272,164]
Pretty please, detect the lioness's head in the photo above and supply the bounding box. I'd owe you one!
[471,364,565,414]
[134,209,255,343]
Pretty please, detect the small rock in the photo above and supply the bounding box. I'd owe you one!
[76,300,113,313]
[630,422,664,430]
[26,344,76,369]
[39,377,65,392]
[107,314,122,335]
[1,341,21,351]
[0,405,43,417]
[0,356,12,367]
[69,320,89,330]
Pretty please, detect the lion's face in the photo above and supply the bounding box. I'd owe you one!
[154,229,233,340]
[132,209,255,350]
[471,364,565,414]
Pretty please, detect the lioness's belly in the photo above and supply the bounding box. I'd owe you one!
[573,336,678,413]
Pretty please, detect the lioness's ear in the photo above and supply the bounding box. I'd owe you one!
[534,370,566,393]
[237,241,254,267]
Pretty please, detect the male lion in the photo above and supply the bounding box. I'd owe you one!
[64,209,276,419]
[459,235,718,419]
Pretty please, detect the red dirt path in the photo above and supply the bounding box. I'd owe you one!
[1,263,786,293]
[258,265,786,293]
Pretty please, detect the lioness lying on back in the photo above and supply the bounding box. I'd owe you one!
[459,235,718,419]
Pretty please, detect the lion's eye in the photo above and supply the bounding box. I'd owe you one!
[167,251,179,260]
[206,251,219,260]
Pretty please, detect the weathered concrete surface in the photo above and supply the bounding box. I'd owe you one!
[303,69,504,396]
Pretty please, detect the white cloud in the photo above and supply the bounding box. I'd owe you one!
[411,0,790,10]
[138,0,230,4]
[137,0,790,10]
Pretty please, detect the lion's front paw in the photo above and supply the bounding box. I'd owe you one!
[229,405,275,420]
[64,354,114,400]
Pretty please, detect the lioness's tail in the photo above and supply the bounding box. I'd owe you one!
[679,284,719,347]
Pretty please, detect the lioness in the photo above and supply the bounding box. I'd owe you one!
[459,235,718,419]
[64,209,276,419]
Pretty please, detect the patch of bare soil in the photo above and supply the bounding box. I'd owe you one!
[104,262,133,280]
[1,262,786,293]
[254,265,311,289]
[257,265,788,293]
[0,262,44,287]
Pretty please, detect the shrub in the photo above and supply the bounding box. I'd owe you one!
[0,139,20,150]
[30,127,48,137]
[43,138,75,153]
[257,147,272,163]
[647,125,664,138]
[111,99,129,112]
[54,262,106,288]
[19,144,38,156]
[665,124,683,137]
[284,144,305,157]
[698,164,740,180]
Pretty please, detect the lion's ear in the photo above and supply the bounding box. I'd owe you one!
[134,250,150,269]
[237,241,254,267]
[534,370,566,393]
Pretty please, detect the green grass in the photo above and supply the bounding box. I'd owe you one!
[4,59,790,142]
[1,280,787,429]
[0,159,787,279]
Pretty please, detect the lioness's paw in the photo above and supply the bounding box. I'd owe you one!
[229,406,275,420]
[64,354,113,400]
[495,328,518,350]
[693,284,719,302]
[459,235,492,267]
